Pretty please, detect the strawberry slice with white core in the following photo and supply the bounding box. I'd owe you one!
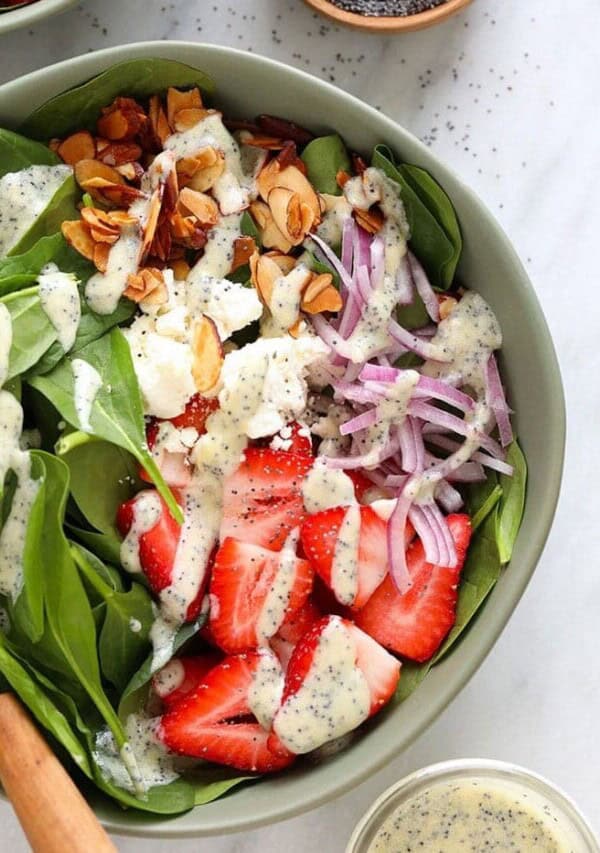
[355,514,472,662]
[160,649,293,772]
[220,447,313,550]
[300,505,415,609]
[209,530,313,654]
[270,597,323,669]
[152,653,221,708]
[272,615,400,755]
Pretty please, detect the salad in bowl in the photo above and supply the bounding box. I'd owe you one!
[0,58,526,815]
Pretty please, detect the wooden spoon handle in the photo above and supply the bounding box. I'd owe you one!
[0,693,117,853]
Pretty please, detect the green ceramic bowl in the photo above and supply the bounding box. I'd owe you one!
[0,0,76,35]
[0,42,565,838]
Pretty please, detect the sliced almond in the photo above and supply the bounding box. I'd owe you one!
[115,162,144,182]
[178,187,219,226]
[301,273,334,307]
[250,253,284,306]
[439,295,457,320]
[89,226,120,245]
[241,133,284,150]
[151,219,172,262]
[354,206,384,235]
[123,267,167,304]
[61,220,95,261]
[192,316,223,393]
[57,131,96,166]
[268,187,307,246]
[336,169,351,189]
[171,258,191,280]
[249,199,293,254]
[266,251,297,275]
[302,282,343,315]
[172,108,210,133]
[93,242,110,273]
[149,95,172,147]
[231,236,257,272]
[140,189,163,260]
[167,87,203,128]
[258,162,321,226]
[97,97,147,142]
[187,150,226,192]
[96,141,143,167]
[170,211,197,239]
[74,159,124,189]
[288,318,304,338]
[83,180,145,208]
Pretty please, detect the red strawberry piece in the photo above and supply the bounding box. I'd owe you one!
[160,651,294,772]
[264,421,313,456]
[271,615,400,754]
[209,536,313,654]
[346,470,373,502]
[116,490,203,622]
[270,597,323,669]
[152,653,221,708]
[355,514,472,663]
[221,448,313,550]
[170,393,219,431]
[300,506,415,610]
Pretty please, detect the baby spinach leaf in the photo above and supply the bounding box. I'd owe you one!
[496,440,527,564]
[301,134,350,195]
[28,329,182,523]
[0,128,59,177]
[240,210,261,246]
[21,59,216,140]
[118,618,204,721]
[396,293,429,330]
[0,633,92,777]
[371,145,461,289]
[10,174,80,257]
[71,544,153,693]
[0,234,93,298]
[66,524,122,567]
[2,286,57,379]
[58,435,141,544]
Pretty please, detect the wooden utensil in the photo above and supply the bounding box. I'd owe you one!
[0,693,117,853]
[302,0,473,32]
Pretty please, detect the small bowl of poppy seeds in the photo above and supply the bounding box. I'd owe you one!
[303,0,472,32]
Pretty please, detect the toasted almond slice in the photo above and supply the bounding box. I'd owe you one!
[192,316,223,394]
[149,95,172,147]
[88,182,145,208]
[80,207,118,231]
[151,219,172,262]
[171,258,191,281]
[89,227,120,245]
[140,189,163,260]
[256,158,282,200]
[354,206,384,234]
[258,162,321,225]
[302,283,343,315]
[301,273,334,307]
[167,87,203,128]
[249,199,293,254]
[250,253,283,306]
[61,220,96,261]
[97,141,143,167]
[231,236,257,272]
[93,242,110,273]
[268,187,306,246]
[115,162,143,181]
[57,131,96,166]
[187,150,226,192]
[74,158,125,188]
[170,211,197,239]
[123,268,166,304]
[242,133,285,150]
[288,318,304,338]
[97,97,147,142]
[173,108,211,133]
[336,169,351,189]
[178,187,219,226]
[438,295,457,320]
[265,251,296,275]
[107,210,138,227]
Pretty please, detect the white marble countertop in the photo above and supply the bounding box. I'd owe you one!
[0,0,598,849]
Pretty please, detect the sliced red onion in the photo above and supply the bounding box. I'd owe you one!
[426,501,457,566]
[425,433,513,476]
[409,401,503,459]
[332,380,383,405]
[389,319,450,362]
[339,408,380,436]
[341,217,355,277]
[385,473,409,489]
[398,418,418,473]
[387,480,415,593]
[312,314,356,360]
[356,264,372,303]
[326,427,403,471]
[370,236,385,288]
[409,503,442,565]
[485,353,513,447]
[412,417,426,471]
[408,251,440,323]
[446,461,486,483]
[414,375,475,412]
[395,253,415,306]
[359,363,400,383]
[413,324,437,338]
[436,479,464,512]
[310,232,353,293]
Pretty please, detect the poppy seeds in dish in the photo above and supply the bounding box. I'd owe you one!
[329,0,447,16]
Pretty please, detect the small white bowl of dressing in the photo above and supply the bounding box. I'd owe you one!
[347,759,600,853]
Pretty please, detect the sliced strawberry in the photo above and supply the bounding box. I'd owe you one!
[116,490,203,622]
[262,421,313,456]
[160,651,294,772]
[209,537,313,654]
[152,653,221,708]
[270,597,323,669]
[272,615,400,754]
[300,506,415,609]
[346,470,373,501]
[355,514,472,663]
[170,393,219,432]
[221,448,313,550]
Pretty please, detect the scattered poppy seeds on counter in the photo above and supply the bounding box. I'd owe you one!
[328,0,448,17]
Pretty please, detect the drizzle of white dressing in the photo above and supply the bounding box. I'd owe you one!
[93,714,180,795]
[313,194,353,247]
[149,334,327,668]
[37,263,81,352]
[120,490,163,574]
[165,113,257,214]
[273,616,371,754]
[0,390,41,601]
[248,648,285,730]
[268,263,312,334]
[129,617,142,634]
[153,659,186,698]
[423,291,503,396]
[256,527,301,643]
[313,402,353,458]
[302,457,357,513]
[331,504,362,606]
[0,164,72,256]
[342,167,410,362]
[0,303,12,387]
[71,358,102,433]
[85,152,176,315]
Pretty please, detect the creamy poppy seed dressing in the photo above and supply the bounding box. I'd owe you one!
[71,357,102,432]
[0,302,12,386]
[248,649,285,730]
[269,263,312,333]
[120,490,163,575]
[331,504,362,605]
[256,527,302,643]
[354,371,420,468]
[152,659,186,698]
[187,212,242,282]
[314,194,353,247]
[367,777,585,852]
[302,457,357,512]
[37,263,81,352]
[274,616,372,754]
[0,164,72,256]
[0,391,41,600]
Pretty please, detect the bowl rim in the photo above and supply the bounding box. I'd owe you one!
[0,41,566,837]
[302,0,473,33]
[0,0,76,35]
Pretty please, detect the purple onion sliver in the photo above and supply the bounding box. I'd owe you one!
[341,217,355,276]
[415,376,475,412]
[395,253,415,306]
[408,250,440,323]
[436,480,464,513]
[356,264,372,302]
[387,484,414,594]
[310,232,353,293]
[359,363,400,383]
[370,236,385,289]
[339,407,381,436]
[398,419,418,473]
[409,504,442,565]
[485,353,513,447]
[389,319,450,362]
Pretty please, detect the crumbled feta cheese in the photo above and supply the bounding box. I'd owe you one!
[187,275,262,340]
